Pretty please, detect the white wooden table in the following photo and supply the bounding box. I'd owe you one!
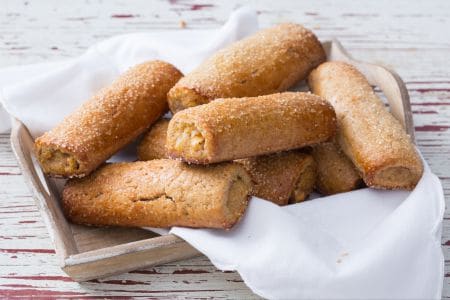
[1,0,449,298]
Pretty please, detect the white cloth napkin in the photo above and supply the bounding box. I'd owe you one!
[0,7,444,299]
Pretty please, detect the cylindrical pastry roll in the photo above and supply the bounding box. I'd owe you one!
[34,61,183,178]
[137,118,170,161]
[237,151,316,205]
[62,159,251,229]
[312,142,363,195]
[167,23,326,113]
[308,62,423,189]
[137,123,316,203]
[166,92,336,164]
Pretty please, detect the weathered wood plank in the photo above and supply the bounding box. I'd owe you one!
[1,0,449,66]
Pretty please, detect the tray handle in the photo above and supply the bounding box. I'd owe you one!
[10,119,79,260]
[323,40,415,143]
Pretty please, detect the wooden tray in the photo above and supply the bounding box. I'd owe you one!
[9,39,415,282]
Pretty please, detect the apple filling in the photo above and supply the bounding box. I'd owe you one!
[38,146,80,175]
[173,123,207,159]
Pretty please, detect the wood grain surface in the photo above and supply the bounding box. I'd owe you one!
[1,0,449,298]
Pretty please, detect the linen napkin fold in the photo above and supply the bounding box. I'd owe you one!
[0,7,444,299]
[172,161,444,299]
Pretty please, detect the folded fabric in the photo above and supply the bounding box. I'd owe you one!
[0,7,444,299]
[172,161,444,299]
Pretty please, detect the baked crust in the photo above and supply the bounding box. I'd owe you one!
[166,92,336,164]
[137,122,317,204]
[137,118,170,161]
[312,142,363,195]
[34,61,182,178]
[237,151,316,205]
[167,23,326,113]
[308,62,423,190]
[62,160,251,229]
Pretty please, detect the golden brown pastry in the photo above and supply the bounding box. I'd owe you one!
[136,123,316,204]
[167,23,326,113]
[35,61,182,178]
[166,92,336,164]
[237,151,316,205]
[308,62,423,190]
[137,122,316,203]
[62,159,251,229]
[137,118,170,161]
[312,142,363,195]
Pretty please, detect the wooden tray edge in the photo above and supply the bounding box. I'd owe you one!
[9,119,201,281]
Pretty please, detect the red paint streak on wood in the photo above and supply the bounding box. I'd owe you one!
[415,125,450,132]
[90,279,145,285]
[0,248,55,254]
[0,289,87,297]
[111,14,138,18]
[129,269,162,275]
[170,3,214,11]
[18,220,37,224]
[412,102,450,106]
[190,4,214,11]
[412,110,438,114]
[1,276,73,282]
[172,269,210,274]
[411,88,450,93]
[0,172,21,175]
[95,289,159,294]
[91,289,225,294]
[1,284,34,288]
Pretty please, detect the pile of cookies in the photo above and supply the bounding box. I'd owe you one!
[34,23,423,230]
